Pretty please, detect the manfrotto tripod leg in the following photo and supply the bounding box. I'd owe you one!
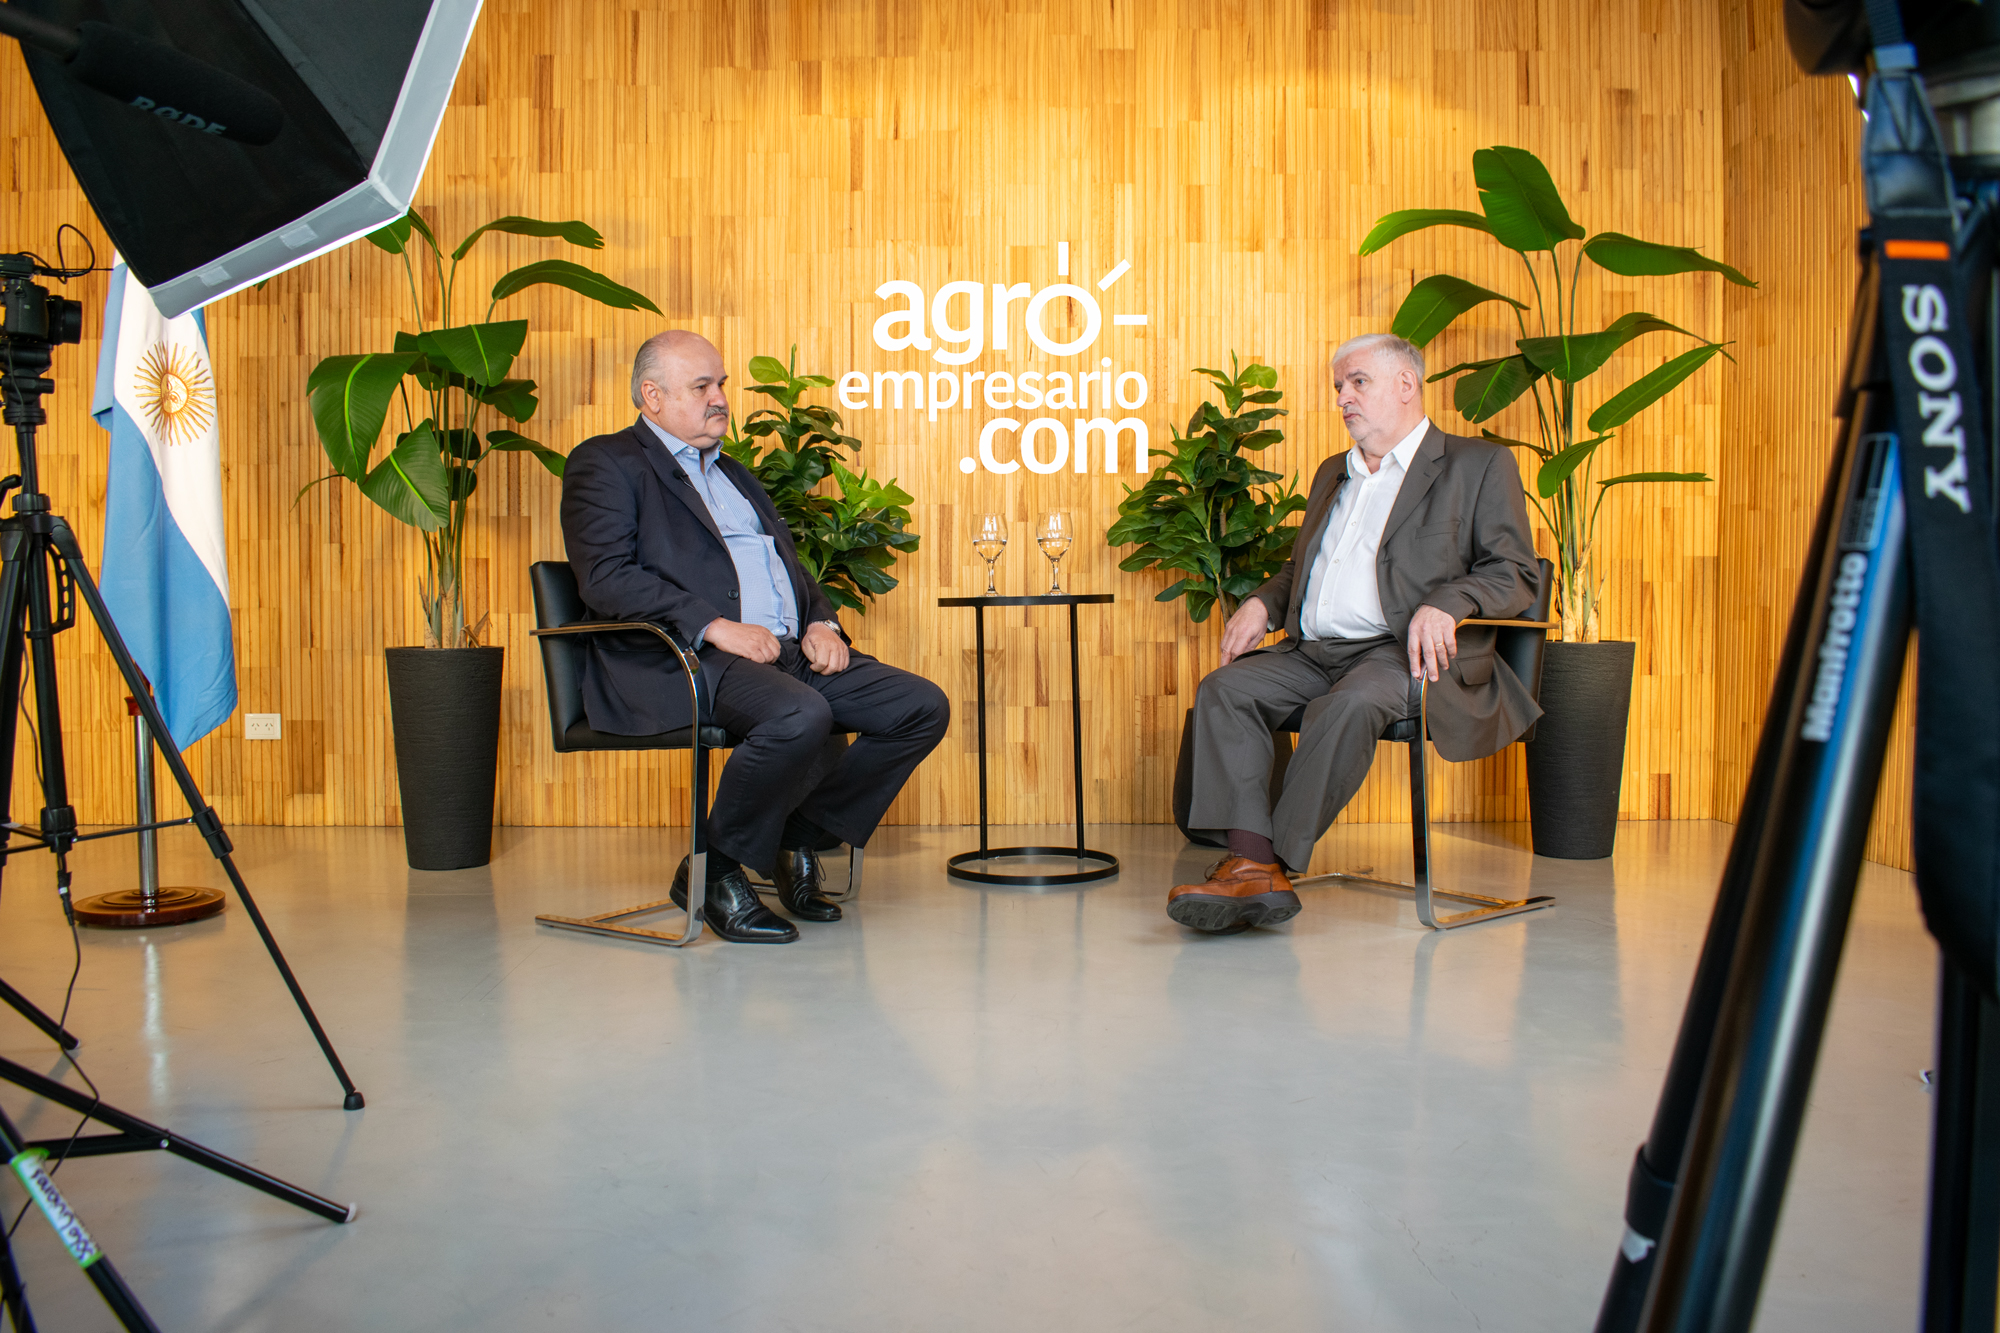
[36,518,363,1110]
[1593,261,1871,1333]
[1591,368,1848,1333]
[1633,278,1918,1331]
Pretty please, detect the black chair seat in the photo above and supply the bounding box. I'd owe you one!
[556,722,736,754]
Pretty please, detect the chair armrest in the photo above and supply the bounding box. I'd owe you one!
[532,619,695,650]
[1461,618,1555,628]
[532,620,710,724]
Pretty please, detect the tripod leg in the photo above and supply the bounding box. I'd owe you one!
[42,520,363,1110]
[1922,957,2000,1332]
[0,1222,35,1333]
[0,1107,159,1333]
[0,980,74,1053]
[1593,300,1854,1332]
[1635,349,1917,1327]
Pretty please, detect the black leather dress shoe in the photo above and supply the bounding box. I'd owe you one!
[670,857,798,944]
[771,848,842,922]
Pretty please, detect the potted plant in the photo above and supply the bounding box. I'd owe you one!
[721,349,920,609]
[1106,356,1306,841]
[1359,144,1753,857]
[305,209,659,869]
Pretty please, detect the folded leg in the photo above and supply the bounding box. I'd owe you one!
[1185,649,1336,845]
[1269,641,1414,873]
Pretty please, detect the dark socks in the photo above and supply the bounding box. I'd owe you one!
[703,850,740,884]
[1227,829,1278,865]
[781,809,843,852]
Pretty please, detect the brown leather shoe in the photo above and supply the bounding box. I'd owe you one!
[1167,856,1302,934]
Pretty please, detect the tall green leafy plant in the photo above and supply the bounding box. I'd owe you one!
[305,210,660,648]
[1107,356,1305,623]
[721,349,919,613]
[1359,144,1754,641]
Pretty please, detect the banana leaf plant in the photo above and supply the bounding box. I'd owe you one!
[1107,356,1305,624]
[1359,145,1754,641]
[304,211,660,648]
[721,348,919,613]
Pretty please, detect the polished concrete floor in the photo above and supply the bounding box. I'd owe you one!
[0,820,1939,1331]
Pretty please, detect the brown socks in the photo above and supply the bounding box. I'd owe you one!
[1226,829,1278,866]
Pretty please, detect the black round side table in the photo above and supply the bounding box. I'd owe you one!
[936,593,1119,886]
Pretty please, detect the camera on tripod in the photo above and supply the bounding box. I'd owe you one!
[0,254,81,348]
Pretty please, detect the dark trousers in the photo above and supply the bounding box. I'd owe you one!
[1186,636,1416,873]
[705,640,950,875]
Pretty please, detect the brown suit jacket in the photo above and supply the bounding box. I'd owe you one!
[1249,421,1542,761]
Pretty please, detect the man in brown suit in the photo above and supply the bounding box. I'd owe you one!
[1171,333,1541,933]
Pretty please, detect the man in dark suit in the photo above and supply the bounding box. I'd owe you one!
[561,330,950,943]
[1171,334,1541,934]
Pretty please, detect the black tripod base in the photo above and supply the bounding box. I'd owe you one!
[0,1054,355,1223]
[344,1091,365,1110]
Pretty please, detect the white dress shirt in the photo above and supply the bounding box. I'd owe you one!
[1299,417,1430,640]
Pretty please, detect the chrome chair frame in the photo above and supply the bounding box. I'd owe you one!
[1290,623,1556,930]
[532,618,712,947]
[528,562,863,950]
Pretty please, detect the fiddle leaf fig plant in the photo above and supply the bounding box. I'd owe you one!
[304,210,660,648]
[1360,145,1754,640]
[722,348,919,613]
[1107,355,1306,623]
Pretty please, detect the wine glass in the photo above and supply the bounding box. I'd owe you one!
[973,513,1008,595]
[1037,511,1073,594]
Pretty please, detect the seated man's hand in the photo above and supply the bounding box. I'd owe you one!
[1406,604,1458,682]
[704,618,781,664]
[802,621,850,675]
[1219,596,1272,665]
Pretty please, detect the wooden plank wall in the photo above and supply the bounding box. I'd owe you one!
[0,0,1776,836]
[1716,2,1915,870]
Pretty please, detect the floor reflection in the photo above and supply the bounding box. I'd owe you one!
[0,821,1937,1332]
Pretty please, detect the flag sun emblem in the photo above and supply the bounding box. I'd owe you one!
[133,342,215,445]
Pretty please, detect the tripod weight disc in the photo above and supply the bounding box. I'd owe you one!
[74,885,225,928]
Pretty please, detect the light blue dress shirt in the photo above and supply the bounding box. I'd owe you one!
[639,417,799,642]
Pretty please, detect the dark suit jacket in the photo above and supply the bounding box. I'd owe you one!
[559,418,838,735]
[1250,421,1543,761]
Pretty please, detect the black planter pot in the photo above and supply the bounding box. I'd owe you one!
[1524,640,1637,860]
[385,646,505,871]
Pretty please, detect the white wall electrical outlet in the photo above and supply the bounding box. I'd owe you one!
[244,713,282,740]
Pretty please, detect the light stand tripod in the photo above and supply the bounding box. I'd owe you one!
[1591,27,2000,1333]
[0,255,361,1330]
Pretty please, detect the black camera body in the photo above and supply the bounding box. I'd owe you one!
[0,255,81,348]
[1787,0,2000,78]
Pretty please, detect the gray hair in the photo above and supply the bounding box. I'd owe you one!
[1334,333,1425,384]
[630,330,681,409]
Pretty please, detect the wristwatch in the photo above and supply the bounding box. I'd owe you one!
[816,619,842,634]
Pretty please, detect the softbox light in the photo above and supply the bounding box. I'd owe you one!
[14,0,481,316]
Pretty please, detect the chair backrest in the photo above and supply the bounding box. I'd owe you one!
[530,561,590,749]
[1496,557,1556,741]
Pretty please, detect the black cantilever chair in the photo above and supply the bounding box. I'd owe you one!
[528,560,862,948]
[1285,557,1558,929]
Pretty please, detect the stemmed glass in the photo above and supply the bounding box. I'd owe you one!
[1038,512,1073,594]
[973,513,1008,595]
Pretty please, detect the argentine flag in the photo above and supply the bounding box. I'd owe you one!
[91,260,236,751]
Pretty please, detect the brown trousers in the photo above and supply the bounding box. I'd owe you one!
[1185,636,1417,873]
